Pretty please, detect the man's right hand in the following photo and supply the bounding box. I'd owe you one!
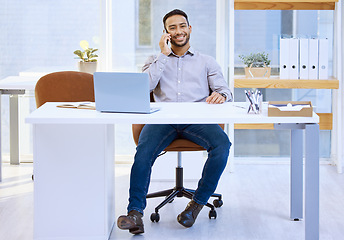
[159,31,172,56]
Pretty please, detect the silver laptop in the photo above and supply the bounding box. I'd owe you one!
[93,72,159,114]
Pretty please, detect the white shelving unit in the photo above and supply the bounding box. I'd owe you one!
[216,0,342,172]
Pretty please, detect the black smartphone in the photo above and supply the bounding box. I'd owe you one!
[164,29,169,45]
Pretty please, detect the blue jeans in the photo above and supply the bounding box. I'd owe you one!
[127,124,231,214]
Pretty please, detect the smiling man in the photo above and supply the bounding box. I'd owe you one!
[117,9,233,235]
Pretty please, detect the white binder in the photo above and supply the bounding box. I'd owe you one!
[318,38,329,79]
[289,38,299,79]
[299,38,309,79]
[280,38,289,79]
[308,38,319,79]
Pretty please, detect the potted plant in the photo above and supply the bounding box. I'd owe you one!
[74,40,98,74]
[239,52,271,78]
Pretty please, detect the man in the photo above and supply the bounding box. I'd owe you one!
[117,9,232,234]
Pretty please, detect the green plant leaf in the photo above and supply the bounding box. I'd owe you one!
[74,45,98,62]
[90,48,98,53]
[73,50,84,59]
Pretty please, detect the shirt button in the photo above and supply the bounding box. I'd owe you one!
[159,68,162,71]
[178,68,181,70]
[178,81,181,83]
[178,93,181,95]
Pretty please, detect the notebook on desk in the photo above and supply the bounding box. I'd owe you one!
[93,72,159,114]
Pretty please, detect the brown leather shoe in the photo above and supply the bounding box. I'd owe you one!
[177,200,204,228]
[117,210,144,234]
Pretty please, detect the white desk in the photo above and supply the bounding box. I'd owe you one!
[26,102,320,240]
[0,76,39,181]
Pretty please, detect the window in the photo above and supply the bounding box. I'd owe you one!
[138,0,152,47]
[0,0,100,157]
[0,2,336,161]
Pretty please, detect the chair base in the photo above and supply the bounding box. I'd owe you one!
[146,167,223,222]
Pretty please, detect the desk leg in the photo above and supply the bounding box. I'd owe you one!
[33,124,115,240]
[9,94,19,165]
[290,129,303,220]
[305,124,319,240]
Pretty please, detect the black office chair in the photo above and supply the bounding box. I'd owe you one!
[132,118,224,222]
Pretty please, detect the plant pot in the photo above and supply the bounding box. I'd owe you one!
[78,62,97,74]
[244,63,271,78]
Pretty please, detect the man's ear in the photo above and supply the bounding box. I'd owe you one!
[189,25,192,33]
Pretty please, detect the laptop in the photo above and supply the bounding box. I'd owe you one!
[93,72,159,114]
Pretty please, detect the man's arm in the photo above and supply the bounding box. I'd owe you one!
[206,56,233,104]
[142,33,172,91]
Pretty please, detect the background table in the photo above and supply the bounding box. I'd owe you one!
[26,102,319,240]
[0,76,39,181]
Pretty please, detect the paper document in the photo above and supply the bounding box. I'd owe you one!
[269,103,311,112]
[57,102,95,110]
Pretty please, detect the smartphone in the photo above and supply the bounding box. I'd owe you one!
[164,29,169,45]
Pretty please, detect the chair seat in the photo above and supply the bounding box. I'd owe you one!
[132,123,224,152]
[165,139,205,152]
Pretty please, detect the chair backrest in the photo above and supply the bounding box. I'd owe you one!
[35,71,94,108]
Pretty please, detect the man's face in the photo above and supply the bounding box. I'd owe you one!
[165,15,192,47]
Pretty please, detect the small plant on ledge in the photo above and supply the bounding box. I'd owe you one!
[74,40,98,62]
[74,40,98,74]
[238,52,271,78]
[239,52,271,67]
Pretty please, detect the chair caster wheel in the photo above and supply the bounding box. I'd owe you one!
[213,199,223,208]
[150,212,160,222]
[209,209,217,219]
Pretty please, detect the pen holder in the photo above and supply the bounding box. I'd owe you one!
[245,90,263,114]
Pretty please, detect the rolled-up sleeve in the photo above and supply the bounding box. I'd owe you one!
[142,53,169,92]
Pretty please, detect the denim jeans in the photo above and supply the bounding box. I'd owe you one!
[127,124,231,214]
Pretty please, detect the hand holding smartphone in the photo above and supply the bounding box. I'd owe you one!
[159,30,171,56]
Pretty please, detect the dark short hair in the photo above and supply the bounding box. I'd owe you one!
[163,9,189,30]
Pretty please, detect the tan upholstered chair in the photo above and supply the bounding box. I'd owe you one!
[35,71,94,108]
[32,71,94,180]
[132,121,224,222]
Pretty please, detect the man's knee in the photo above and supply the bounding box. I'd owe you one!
[215,129,231,152]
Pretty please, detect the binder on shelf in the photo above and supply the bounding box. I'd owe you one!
[318,38,329,79]
[299,38,309,79]
[289,38,299,79]
[308,38,319,79]
[279,38,289,79]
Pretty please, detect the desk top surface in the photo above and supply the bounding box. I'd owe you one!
[26,102,319,125]
[0,76,38,90]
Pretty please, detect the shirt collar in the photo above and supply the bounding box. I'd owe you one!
[187,46,195,55]
[170,46,195,57]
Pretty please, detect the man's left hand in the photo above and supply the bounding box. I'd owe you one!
[206,92,226,104]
